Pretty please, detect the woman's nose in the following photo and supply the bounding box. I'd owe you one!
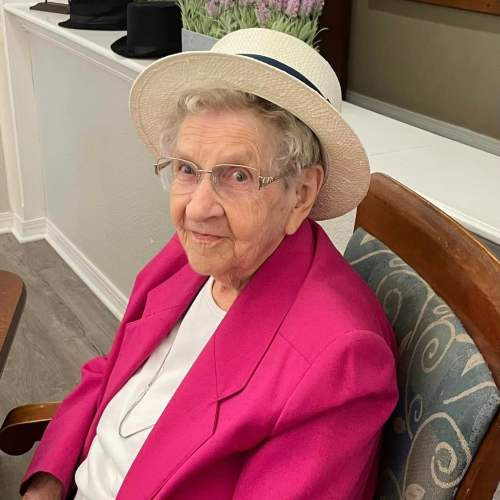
[185,173,224,220]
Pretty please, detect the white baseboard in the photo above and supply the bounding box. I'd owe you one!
[11,212,47,242]
[346,91,500,157]
[0,211,13,234]
[45,219,127,320]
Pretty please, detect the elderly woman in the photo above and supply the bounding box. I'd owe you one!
[22,28,397,499]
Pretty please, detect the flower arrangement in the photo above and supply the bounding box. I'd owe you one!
[177,0,326,47]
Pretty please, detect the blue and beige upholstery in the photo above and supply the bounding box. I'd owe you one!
[344,228,500,500]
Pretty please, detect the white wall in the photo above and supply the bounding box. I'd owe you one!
[28,34,176,297]
[0,4,11,213]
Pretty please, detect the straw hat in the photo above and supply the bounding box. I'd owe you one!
[129,28,370,220]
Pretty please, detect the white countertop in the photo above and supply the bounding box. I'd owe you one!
[4,2,500,243]
[343,103,500,244]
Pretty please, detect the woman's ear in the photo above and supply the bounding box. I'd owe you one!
[284,165,325,235]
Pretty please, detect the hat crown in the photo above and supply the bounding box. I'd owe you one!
[211,28,342,112]
[127,2,181,48]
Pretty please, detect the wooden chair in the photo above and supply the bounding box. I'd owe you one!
[0,270,26,379]
[347,173,500,499]
[1,174,499,500]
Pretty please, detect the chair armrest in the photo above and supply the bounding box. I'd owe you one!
[0,402,60,455]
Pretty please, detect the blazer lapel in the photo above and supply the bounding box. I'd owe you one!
[103,264,207,404]
[115,220,316,498]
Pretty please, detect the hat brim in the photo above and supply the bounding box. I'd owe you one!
[111,36,179,59]
[129,52,370,220]
[58,19,126,30]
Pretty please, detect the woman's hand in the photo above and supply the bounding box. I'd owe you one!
[22,472,63,500]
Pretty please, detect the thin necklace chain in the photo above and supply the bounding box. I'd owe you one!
[117,277,215,439]
[118,334,176,439]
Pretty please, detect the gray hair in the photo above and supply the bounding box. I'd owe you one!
[159,88,323,181]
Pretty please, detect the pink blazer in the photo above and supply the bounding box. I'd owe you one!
[22,219,398,499]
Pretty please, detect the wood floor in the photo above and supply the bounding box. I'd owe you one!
[0,233,119,499]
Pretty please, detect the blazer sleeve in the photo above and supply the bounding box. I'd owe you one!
[20,234,187,498]
[232,329,398,500]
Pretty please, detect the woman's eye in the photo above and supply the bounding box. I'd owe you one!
[232,170,249,183]
[179,163,195,176]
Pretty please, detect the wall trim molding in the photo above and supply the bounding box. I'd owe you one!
[45,219,127,320]
[346,91,500,157]
[0,211,13,234]
[11,213,46,242]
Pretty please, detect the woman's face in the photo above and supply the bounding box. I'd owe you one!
[169,109,298,288]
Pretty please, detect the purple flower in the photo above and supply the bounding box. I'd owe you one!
[206,0,220,16]
[267,0,283,10]
[255,0,271,23]
[299,0,314,16]
[285,0,300,17]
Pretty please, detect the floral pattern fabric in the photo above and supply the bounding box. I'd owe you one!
[344,228,500,500]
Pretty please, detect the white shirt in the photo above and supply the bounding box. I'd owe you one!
[74,277,226,500]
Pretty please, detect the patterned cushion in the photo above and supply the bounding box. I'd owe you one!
[344,228,500,500]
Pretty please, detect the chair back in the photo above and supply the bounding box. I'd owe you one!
[343,173,500,500]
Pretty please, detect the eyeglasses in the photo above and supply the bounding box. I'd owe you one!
[154,156,281,199]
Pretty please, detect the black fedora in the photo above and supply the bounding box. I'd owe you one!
[110,1,181,59]
[59,0,131,30]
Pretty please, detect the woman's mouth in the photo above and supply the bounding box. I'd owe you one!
[190,230,223,244]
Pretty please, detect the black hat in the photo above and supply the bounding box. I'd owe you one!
[59,0,131,30]
[110,1,181,59]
